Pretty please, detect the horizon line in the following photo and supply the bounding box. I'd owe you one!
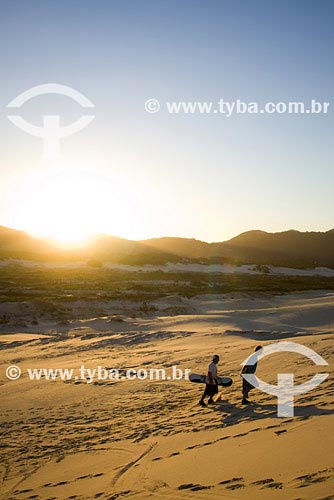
[1,223,334,246]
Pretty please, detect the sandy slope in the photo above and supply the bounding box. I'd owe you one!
[1,292,333,499]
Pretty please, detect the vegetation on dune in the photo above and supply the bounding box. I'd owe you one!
[0,264,334,306]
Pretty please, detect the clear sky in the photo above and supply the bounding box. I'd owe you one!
[0,0,333,243]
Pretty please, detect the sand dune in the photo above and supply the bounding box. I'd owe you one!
[1,292,334,499]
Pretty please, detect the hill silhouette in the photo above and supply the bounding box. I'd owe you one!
[0,226,333,269]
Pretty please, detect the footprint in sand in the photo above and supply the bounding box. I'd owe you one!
[178,483,212,491]
[265,482,283,489]
[219,477,244,489]
[107,491,131,500]
[226,483,245,490]
[294,470,333,488]
[251,478,275,485]
[251,478,283,489]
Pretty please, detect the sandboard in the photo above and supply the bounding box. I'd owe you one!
[189,373,233,387]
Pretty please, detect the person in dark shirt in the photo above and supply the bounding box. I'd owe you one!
[241,345,263,405]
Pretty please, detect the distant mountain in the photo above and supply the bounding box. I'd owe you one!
[139,230,334,268]
[139,237,211,259]
[0,227,184,264]
[0,226,51,257]
[211,229,334,268]
[0,226,333,269]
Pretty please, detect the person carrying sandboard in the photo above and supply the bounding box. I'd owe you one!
[199,354,220,407]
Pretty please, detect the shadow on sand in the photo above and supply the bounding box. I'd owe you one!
[210,399,333,426]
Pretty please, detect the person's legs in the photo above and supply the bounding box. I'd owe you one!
[242,379,251,404]
[207,385,218,404]
[199,394,206,406]
[242,394,249,404]
[199,385,209,406]
[199,384,217,406]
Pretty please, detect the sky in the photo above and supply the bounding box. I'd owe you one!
[0,0,333,243]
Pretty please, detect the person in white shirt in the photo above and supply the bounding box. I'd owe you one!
[199,354,220,407]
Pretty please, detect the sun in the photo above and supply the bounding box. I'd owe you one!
[11,168,135,246]
[24,170,109,245]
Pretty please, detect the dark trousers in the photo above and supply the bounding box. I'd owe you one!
[202,383,218,399]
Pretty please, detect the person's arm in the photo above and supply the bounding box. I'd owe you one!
[208,370,214,384]
[241,365,251,376]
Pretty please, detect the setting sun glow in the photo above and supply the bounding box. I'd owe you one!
[10,168,140,246]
